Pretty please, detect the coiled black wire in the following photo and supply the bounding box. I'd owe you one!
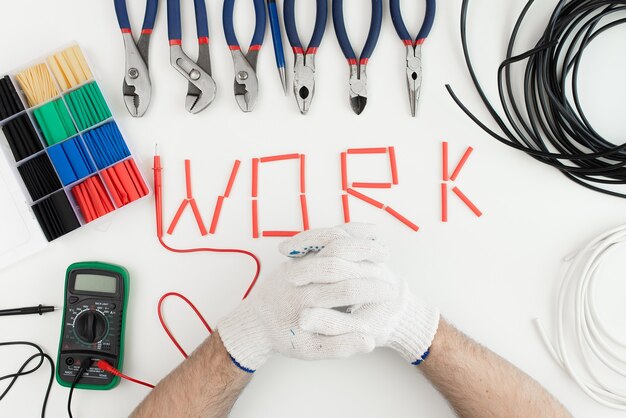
[447,0,626,198]
[0,341,54,418]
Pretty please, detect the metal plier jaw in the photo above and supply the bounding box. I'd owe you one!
[169,44,217,114]
[122,33,151,117]
[293,53,316,115]
[406,44,422,117]
[231,49,259,113]
[349,63,368,115]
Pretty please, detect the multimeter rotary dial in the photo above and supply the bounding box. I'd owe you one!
[73,309,108,343]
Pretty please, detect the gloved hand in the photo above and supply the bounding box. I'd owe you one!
[218,224,440,373]
[218,224,398,373]
[281,224,440,366]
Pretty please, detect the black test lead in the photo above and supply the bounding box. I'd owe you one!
[0,304,56,317]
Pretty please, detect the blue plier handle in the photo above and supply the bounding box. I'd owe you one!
[333,0,382,65]
[284,0,327,114]
[284,0,327,55]
[390,0,436,117]
[114,0,158,35]
[167,0,217,114]
[223,0,267,51]
[167,0,210,42]
[390,0,436,46]
[114,0,158,117]
[223,0,267,112]
[332,0,382,115]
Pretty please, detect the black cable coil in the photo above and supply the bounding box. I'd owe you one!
[447,0,626,198]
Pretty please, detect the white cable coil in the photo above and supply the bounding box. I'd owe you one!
[536,224,626,410]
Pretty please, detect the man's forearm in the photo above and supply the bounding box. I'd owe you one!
[131,332,251,418]
[421,319,571,418]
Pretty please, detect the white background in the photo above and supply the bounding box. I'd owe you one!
[1,0,626,417]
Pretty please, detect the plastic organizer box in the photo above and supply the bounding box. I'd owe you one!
[0,44,150,270]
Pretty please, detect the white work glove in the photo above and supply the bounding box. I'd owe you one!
[218,224,397,373]
[218,224,440,373]
[282,224,440,366]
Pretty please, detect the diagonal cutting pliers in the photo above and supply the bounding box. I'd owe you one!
[332,0,382,115]
[114,0,158,117]
[223,0,267,112]
[390,0,436,117]
[284,0,327,115]
[167,0,217,114]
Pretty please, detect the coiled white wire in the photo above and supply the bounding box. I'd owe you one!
[535,224,626,409]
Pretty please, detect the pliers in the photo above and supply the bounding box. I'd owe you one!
[167,0,217,114]
[332,0,382,115]
[114,0,158,117]
[284,0,327,115]
[223,0,267,112]
[390,0,436,117]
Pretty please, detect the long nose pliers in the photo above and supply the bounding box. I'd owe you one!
[390,0,436,117]
[114,0,158,117]
[284,0,327,115]
[167,0,217,114]
[223,0,267,112]
[332,0,382,115]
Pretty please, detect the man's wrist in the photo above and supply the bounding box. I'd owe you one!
[204,332,255,379]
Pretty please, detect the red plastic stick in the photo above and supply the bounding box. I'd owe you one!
[167,200,189,235]
[452,186,482,217]
[93,176,114,213]
[126,159,149,196]
[85,177,106,218]
[224,160,241,197]
[252,199,259,238]
[441,183,448,222]
[262,231,300,237]
[209,196,225,234]
[260,153,300,163]
[385,206,419,232]
[300,194,309,230]
[106,168,128,204]
[189,199,208,235]
[185,159,192,199]
[342,194,350,223]
[101,170,123,207]
[351,182,392,189]
[113,162,140,202]
[72,184,93,223]
[347,147,387,154]
[389,146,399,185]
[346,188,384,209]
[300,154,306,194]
[341,152,347,191]
[252,158,259,198]
[450,147,474,181]
[442,142,449,181]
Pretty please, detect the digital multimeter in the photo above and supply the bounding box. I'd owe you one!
[56,262,130,390]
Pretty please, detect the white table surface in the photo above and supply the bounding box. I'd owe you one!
[2,0,626,416]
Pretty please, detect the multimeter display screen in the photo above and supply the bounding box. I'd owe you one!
[74,274,117,294]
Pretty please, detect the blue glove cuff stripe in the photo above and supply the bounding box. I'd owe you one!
[229,354,256,374]
[411,348,431,366]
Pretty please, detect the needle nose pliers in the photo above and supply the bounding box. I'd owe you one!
[332,0,382,115]
[390,0,436,117]
[167,0,217,114]
[223,0,267,112]
[284,0,327,115]
[114,0,158,117]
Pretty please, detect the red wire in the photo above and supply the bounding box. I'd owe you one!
[157,292,213,359]
[104,155,262,389]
